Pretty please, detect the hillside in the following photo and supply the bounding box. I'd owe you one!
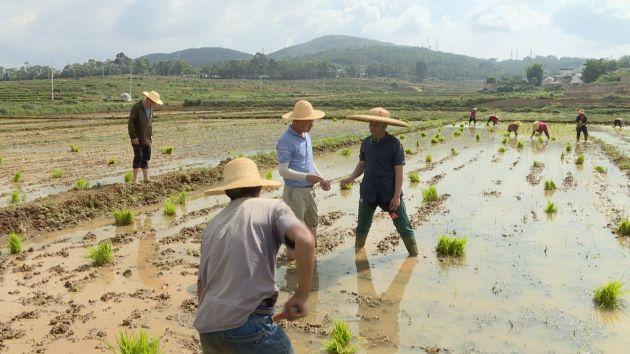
[268,35,396,59]
[141,47,252,67]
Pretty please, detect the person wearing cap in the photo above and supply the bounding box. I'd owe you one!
[468,107,478,125]
[576,109,588,142]
[340,107,418,257]
[530,120,550,140]
[128,91,163,183]
[276,100,331,244]
[195,158,315,353]
[487,114,501,126]
[614,117,624,128]
[507,121,521,137]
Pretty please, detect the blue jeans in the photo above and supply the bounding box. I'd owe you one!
[199,306,294,354]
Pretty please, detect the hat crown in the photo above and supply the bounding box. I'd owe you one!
[223,158,259,185]
[292,100,315,119]
[368,107,390,118]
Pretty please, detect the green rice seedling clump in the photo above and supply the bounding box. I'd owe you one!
[593,280,624,310]
[87,240,114,266]
[74,178,90,190]
[124,171,133,183]
[408,172,420,183]
[566,143,572,152]
[265,170,273,180]
[425,154,432,163]
[163,200,176,216]
[576,154,585,165]
[560,152,565,160]
[532,161,544,168]
[415,140,420,148]
[516,141,524,149]
[340,148,351,157]
[70,144,79,152]
[421,132,426,137]
[451,148,457,155]
[501,138,507,144]
[10,190,21,204]
[161,147,174,154]
[436,235,467,257]
[404,148,413,155]
[544,180,556,191]
[475,134,480,141]
[170,190,188,205]
[108,158,117,165]
[12,172,22,182]
[617,219,630,236]
[51,168,63,178]
[422,185,439,203]
[544,201,557,214]
[324,320,357,354]
[498,147,506,153]
[113,209,134,226]
[594,166,607,173]
[8,231,22,255]
[399,134,406,140]
[340,183,352,190]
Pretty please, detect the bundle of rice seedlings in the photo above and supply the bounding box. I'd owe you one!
[8,231,22,255]
[594,166,607,174]
[425,154,432,163]
[12,172,22,183]
[169,190,188,205]
[70,144,79,153]
[264,170,273,180]
[324,320,357,354]
[451,147,457,155]
[399,134,406,140]
[617,219,630,236]
[87,240,114,266]
[340,148,351,157]
[124,171,133,183]
[422,186,439,203]
[161,147,174,154]
[404,148,414,155]
[544,201,557,214]
[516,141,524,149]
[74,178,90,190]
[544,180,556,191]
[51,168,64,178]
[163,200,176,216]
[436,235,467,257]
[498,147,506,153]
[532,161,544,168]
[593,280,625,310]
[475,134,480,141]
[340,183,352,190]
[112,209,134,226]
[408,172,420,183]
[108,159,117,165]
[575,154,585,165]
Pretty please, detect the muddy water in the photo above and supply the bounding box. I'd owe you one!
[1,123,629,353]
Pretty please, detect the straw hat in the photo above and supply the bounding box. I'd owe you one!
[473,107,478,111]
[346,107,409,127]
[578,109,585,115]
[282,100,325,120]
[205,158,281,196]
[143,91,163,105]
[512,121,521,126]
[532,121,540,132]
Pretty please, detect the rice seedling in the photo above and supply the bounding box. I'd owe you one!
[51,168,63,178]
[12,172,22,182]
[74,178,90,190]
[453,130,461,137]
[459,123,464,128]
[425,154,432,163]
[70,144,79,153]
[415,140,420,148]
[575,154,585,165]
[501,138,507,144]
[112,209,134,226]
[593,280,625,310]
[551,137,556,141]
[436,235,467,257]
[264,170,273,180]
[544,180,556,191]
[107,330,162,354]
[399,134,406,140]
[163,200,176,216]
[516,141,524,149]
[565,143,572,152]
[498,147,506,153]
[87,240,114,266]
[8,231,22,255]
[161,147,174,154]
[404,148,413,155]
[422,185,439,203]
[10,190,21,204]
[594,166,607,174]
[532,161,544,168]
[340,183,352,190]
[169,190,188,205]
[431,137,439,144]
[0,156,4,165]
[617,219,630,236]
[408,172,420,183]
[124,171,133,183]
[340,148,351,157]
[488,127,494,133]
[475,134,480,141]
[544,201,557,214]
[324,320,357,354]
[451,147,457,155]
[108,158,117,165]
[421,132,426,138]
[560,152,565,160]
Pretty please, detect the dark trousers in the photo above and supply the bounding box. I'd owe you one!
[576,125,588,141]
[469,117,476,124]
[356,198,414,239]
[132,144,151,169]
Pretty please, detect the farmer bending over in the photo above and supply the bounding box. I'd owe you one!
[530,121,550,140]
[127,91,162,183]
[614,117,624,128]
[487,114,501,126]
[576,109,588,142]
[507,121,521,137]
[195,158,315,353]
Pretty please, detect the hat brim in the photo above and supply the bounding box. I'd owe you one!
[282,110,325,120]
[346,115,409,127]
[143,91,163,105]
[204,177,282,196]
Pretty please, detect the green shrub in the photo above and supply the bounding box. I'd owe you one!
[12,172,22,183]
[594,166,607,174]
[113,209,134,226]
[70,144,79,153]
[324,320,357,354]
[169,190,188,205]
[161,147,174,155]
[436,235,467,257]
[617,220,630,236]
[108,159,117,165]
[422,186,439,203]
[575,154,585,165]
[408,172,420,183]
[544,201,557,214]
[593,280,624,310]
[544,180,556,191]
[8,231,22,255]
[425,154,432,163]
[74,178,90,190]
[340,148,351,157]
[51,168,63,178]
[124,171,133,183]
[163,201,176,216]
[87,240,114,266]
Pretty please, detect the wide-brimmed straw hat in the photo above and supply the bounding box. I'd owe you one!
[473,107,478,111]
[346,107,408,127]
[578,109,585,114]
[282,100,325,120]
[205,158,281,196]
[512,121,521,126]
[532,121,541,131]
[143,91,163,105]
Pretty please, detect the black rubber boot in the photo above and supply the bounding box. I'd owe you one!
[355,233,368,250]
[402,237,418,257]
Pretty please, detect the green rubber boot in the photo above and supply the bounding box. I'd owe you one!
[402,236,418,257]
[355,233,368,250]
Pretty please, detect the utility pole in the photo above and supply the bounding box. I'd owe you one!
[129,59,133,97]
[50,66,54,101]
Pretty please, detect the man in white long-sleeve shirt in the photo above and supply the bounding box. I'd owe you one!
[276,100,331,245]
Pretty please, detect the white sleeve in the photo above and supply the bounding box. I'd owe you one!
[278,162,308,181]
[313,162,324,179]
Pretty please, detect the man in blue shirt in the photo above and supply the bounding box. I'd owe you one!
[340,108,418,257]
[277,100,331,245]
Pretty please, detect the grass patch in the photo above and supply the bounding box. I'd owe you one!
[108,158,117,166]
[340,148,351,157]
[70,144,79,153]
[594,166,607,174]
[8,231,22,255]
[422,185,439,203]
[436,235,467,257]
[544,180,556,191]
[404,148,413,155]
[161,147,174,155]
[498,147,506,153]
[617,219,630,236]
[124,171,133,183]
[12,172,22,182]
[532,160,543,168]
[163,200,176,216]
[408,172,420,183]
[112,209,134,226]
[324,320,357,354]
[51,168,63,178]
[593,280,625,310]
[544,201,557,214]
[87,240,114,266]
[575,154,585,165]
[425,154,432,163]
[74,178,90,190]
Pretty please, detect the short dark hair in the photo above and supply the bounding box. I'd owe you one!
[225,186,262,200]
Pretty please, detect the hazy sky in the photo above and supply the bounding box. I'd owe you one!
[1,0,629,67]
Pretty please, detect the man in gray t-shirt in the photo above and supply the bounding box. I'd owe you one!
[195,158,315,354]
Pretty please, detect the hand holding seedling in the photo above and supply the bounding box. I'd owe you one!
[273,294,308,322]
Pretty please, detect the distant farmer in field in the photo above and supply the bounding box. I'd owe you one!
[340,108,418,257]
[487,114,501,126]
[468,107,478,125]
[277,100,331,247]
[128,91,162,183]
[530,120,550,140]
[576,109,588,142]
[507,121,521,137]
[195,157,315,354]
[614,117,624,128]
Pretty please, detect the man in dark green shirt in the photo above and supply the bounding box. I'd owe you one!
[128,91,162,183]
[341,108,418,257]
